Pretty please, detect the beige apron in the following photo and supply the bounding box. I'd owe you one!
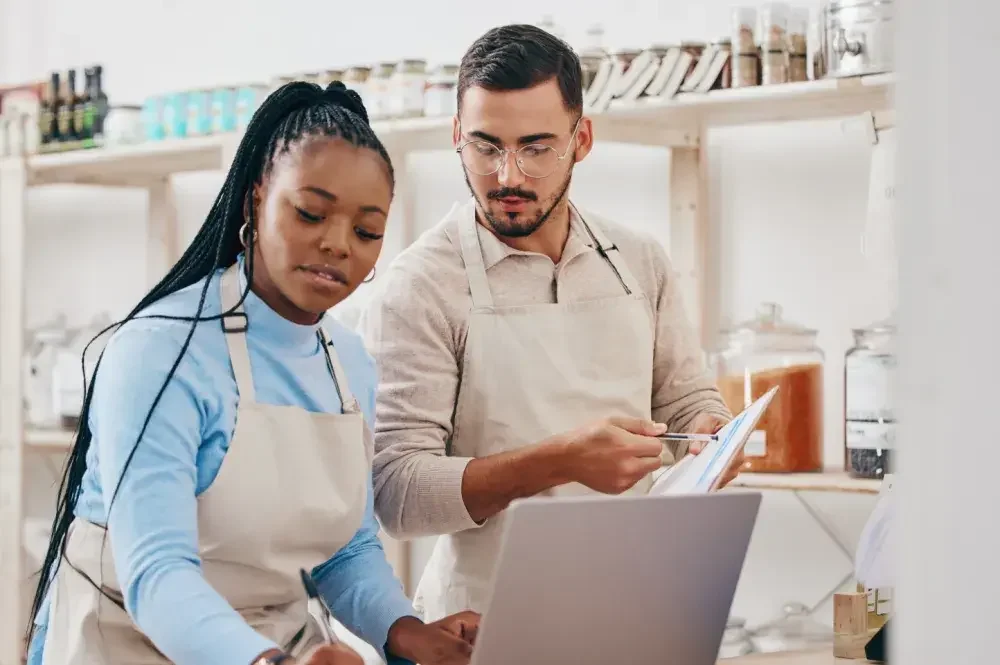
[413,202,656,621]
[41,264,371,664]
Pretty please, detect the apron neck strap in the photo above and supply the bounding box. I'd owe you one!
[220,264,257,403]
[570,203,643,296]
[317,327,361,414]
[457,206,495,309]
[220,264,361,415]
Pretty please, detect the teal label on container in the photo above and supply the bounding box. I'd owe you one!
[211,88,236,133]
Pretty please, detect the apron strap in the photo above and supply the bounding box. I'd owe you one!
[220,264,257,403]
[571,203,644,297]
[318,327,361,414]
[456,205,495,309]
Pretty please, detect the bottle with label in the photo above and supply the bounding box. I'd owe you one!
[91,65,109,144]
[79,68,96,143]
[38,75,58,148]
[844,319,896,479]
[56,72,74,142]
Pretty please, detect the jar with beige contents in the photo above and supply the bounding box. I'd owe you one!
[711,303,824,474]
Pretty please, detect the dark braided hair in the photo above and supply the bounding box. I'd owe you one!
[26,80,394,643]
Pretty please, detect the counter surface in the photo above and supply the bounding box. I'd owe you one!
[721,650,878,664]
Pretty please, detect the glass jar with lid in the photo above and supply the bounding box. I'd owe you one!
[390,59,428,119]
[423,64,458,117]
[844,318,896,479]
[751,603,833,653]
[711,302,824,473]
[367,62,396,121]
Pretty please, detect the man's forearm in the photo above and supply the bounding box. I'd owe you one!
[461,437,575,523]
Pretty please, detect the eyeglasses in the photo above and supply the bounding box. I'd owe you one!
[456,118,582,179]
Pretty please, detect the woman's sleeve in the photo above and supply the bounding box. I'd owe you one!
[91,327,278,665]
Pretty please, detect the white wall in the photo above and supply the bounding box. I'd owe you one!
[5,0,887,637]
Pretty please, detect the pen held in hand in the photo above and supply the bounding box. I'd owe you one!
[300,568,340,644]
[658,432,719,443]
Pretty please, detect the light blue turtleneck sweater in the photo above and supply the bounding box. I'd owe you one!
[29,256,415,665]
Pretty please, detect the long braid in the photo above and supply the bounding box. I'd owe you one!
[27,80,393,644]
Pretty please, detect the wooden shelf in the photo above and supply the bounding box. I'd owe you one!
[24,134,236,187]
[728,470,883,495]
[24,428,75,451]
[0,73,895,190]
[608,73,894,130]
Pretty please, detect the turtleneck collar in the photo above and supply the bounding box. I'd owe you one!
[234,253,325,355]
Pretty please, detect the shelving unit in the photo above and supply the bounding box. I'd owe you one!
[0,73,895,662]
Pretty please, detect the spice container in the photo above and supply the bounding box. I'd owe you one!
[103,106,144,146]
[423,64,458,117]
[731,7,760,88]
[367,62,396,121]
[162,91,188,138]
[732,7,758,54]
[844,319,896,479]
[760,2,791,51]
[185,89,212,136]
[762,50,789,85]
[788,7,810,81]
[712,302,824,473]
[235,83,269,130]
[318,69,345,89]
[343,65,372,112]
[210,86,236,134]
[389,59,428,119]
[141,96,165,141]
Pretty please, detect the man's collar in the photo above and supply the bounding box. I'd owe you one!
[473,203,596,270]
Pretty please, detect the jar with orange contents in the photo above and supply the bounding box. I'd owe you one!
[711,302,824,473]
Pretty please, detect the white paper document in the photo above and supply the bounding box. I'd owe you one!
[648,386,779,496]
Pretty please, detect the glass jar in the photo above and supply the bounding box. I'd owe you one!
[390,59,428,119]
[751,603,833,654]
[712,302,824,473]
[719,617,756,658]
[367,62,396,121]
[343,66,372,114]
[788,6,810,82]
[731,6,758,55]
[845,319,896,479]
[759,2,791,52]
[423,64,458,117]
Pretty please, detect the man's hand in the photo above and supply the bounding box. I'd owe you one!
[387,613,480,665]
[686,413,742,489]
[564,417,668,494]
[300,644,364,665]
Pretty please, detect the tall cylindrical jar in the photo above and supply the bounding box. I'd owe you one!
[343,66,372,115]
[731,8,760,88]
[760,2,790,84]
[788,7,810,81]
[844,320,897,479]
[711,303,825,473]
[423,64,458,117]
[390,59,428,119]
[367,62,396,121]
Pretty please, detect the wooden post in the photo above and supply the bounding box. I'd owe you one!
[0,159,28,664]
[146,178,179,287]
[669,127,713,348]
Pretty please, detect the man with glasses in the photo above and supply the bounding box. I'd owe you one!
[356,24,736,621]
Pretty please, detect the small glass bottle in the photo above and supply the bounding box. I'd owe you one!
[760,2,790,84]
[731,6,761,88]
[390,59,428,118]
[844,319,897,479]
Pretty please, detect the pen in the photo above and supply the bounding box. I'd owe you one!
[300,568,339,644]
[658,432,719,443]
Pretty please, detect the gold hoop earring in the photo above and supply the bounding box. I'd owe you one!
[363,267,376,283]
[239,222,257,248]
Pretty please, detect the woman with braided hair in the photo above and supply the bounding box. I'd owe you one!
[25,81,479,665]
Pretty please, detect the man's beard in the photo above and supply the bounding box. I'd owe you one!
[464,169,573,239]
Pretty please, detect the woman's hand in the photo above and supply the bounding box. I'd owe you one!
[387,613,481,665]
[301,643,365,665]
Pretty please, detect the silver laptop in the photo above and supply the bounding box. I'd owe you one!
[470,492,761,665]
